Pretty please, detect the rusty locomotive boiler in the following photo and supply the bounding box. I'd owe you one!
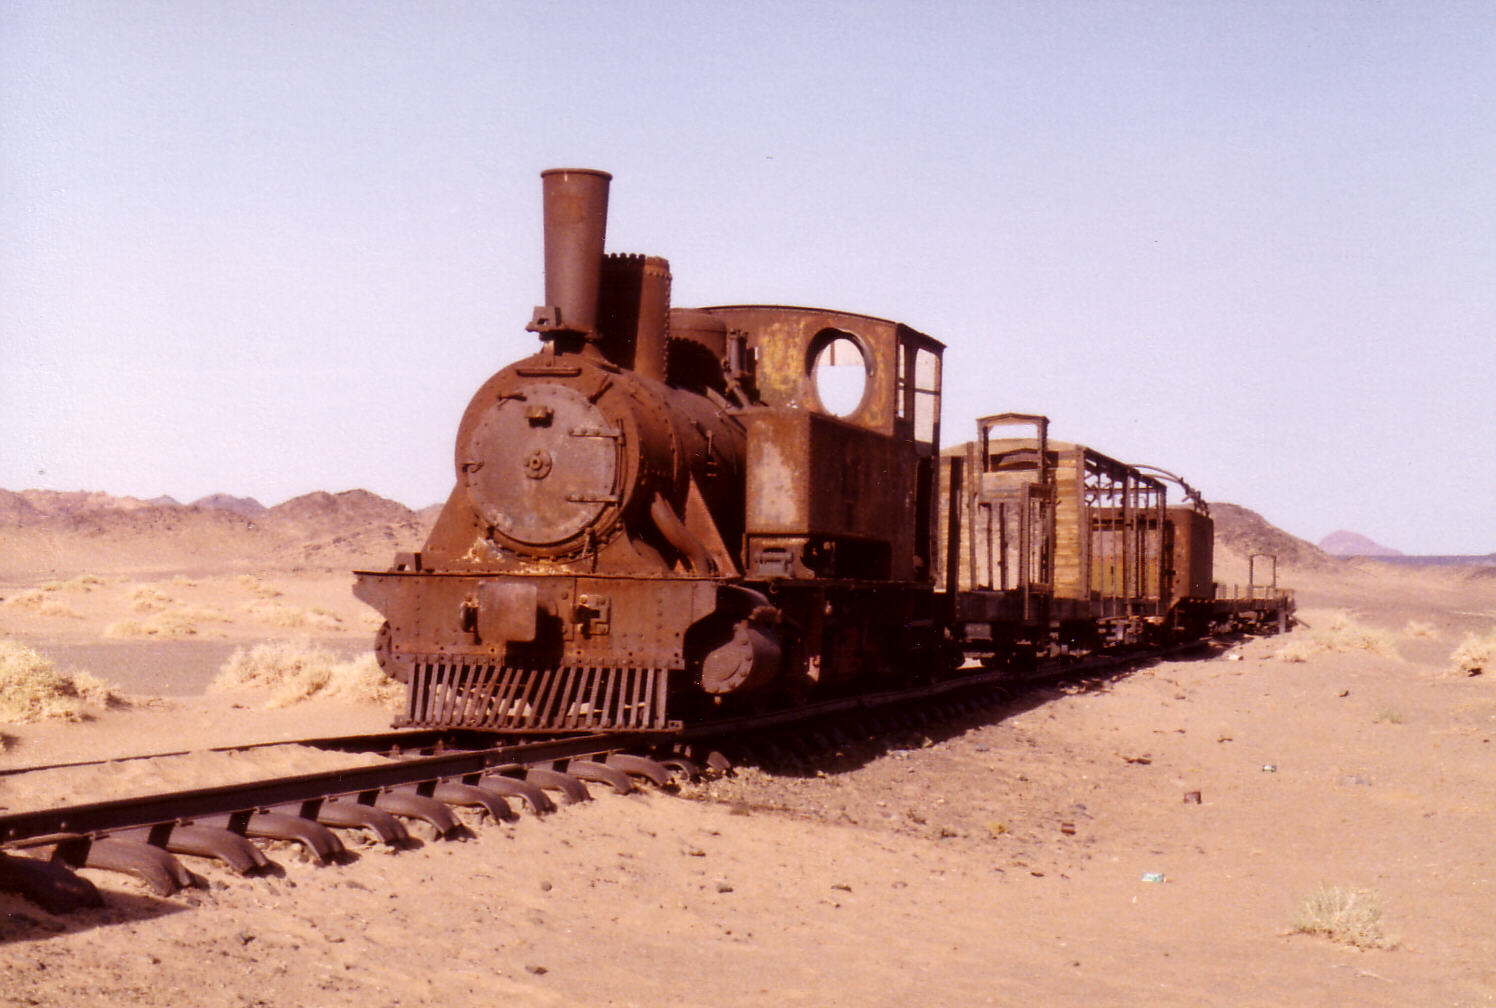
[354,169,1293,734]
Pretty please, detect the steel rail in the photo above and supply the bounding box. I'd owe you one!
[0,731,635,845]
[0,728,560,779]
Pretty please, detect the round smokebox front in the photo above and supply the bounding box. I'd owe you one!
[461,382,622,551]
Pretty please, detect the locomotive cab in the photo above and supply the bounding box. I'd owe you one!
[699,305,944,582]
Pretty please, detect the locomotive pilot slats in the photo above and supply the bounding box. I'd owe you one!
[400,658,671,732]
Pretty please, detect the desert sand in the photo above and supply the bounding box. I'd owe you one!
[1,492,1493,1007]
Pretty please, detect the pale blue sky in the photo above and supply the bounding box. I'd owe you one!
[3,1,1492,553]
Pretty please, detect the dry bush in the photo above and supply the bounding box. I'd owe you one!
[3,589,85,619]
[213,639,401,709]
[3,589,46,608]
[236,575,283,598]
[128,585,175,612]
[104,610,214,639]
[0,640,121,723]
[4,575,104,617]
[240,600,342,630]
[1450,629,1496,677]
[1292,885,1393,949]
[1278,611,1398,663]
[1403,620,1439,639]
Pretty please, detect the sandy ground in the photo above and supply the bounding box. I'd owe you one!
[2,556,1495,1006]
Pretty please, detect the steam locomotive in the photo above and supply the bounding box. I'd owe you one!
[353,169,1291,734]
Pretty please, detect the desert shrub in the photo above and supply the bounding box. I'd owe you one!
[1403,620,1438,639]
[213,639,400,709]
[236,575,283,598]
[1278,611,1398,663]
[240,600,342,630]
[129,585,174,612]
[1292,885,1393,949]
[3,589,44,608]
[104,610,207,639]
[1450,629,1496,677]
[0,640,119,722]
[3,589,84,619]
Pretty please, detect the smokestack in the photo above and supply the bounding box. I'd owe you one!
[527,168,612,341]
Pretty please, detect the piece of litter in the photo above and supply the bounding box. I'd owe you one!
[1140,872,1166,883]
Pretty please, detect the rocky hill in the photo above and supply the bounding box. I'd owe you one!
[1210,502,1340,573]
[0,488,438,578]
[2,485,1333,583]
[190,493,267,517]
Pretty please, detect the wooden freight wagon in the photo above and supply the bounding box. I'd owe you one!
[937,413,1200,657]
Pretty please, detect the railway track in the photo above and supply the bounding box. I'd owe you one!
[0,637,1228,914]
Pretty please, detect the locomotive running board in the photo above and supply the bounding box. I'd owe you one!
[399,658,674,733]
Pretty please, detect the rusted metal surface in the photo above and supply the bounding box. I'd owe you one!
[353,167,1290,735]
[353,168,956,730]
[162,824,270,874]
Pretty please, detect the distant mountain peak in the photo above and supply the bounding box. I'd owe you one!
[190,493,266,517]
[1319,530,1404,557]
